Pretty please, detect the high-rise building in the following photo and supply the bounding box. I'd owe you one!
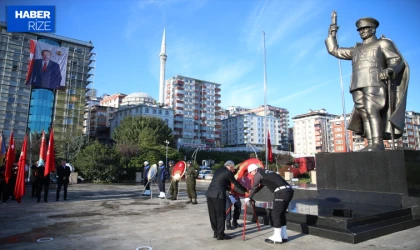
[222,114,285,150]
[239,105,289,150]
[164,75,221,148]
[0,22,95,142]
[292,109,337,155]
[87,105,117,142]
[222,105,290,151]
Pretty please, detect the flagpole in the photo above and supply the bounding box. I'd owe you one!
[263,31,268,169]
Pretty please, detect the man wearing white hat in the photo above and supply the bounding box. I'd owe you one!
[246,164,294,244]
[157,160,168,198]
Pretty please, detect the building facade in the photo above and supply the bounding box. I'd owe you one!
[99,93,127,108]
[164,75,221,148]
[0,22,95,142]
[87,105,117,141]
[292,109,337,156]
[222,114,285,151]
[110,92,174,135]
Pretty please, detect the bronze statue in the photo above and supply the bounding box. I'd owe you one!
[325,12,410,151]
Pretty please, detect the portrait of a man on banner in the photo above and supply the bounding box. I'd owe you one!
[26,40,69,90]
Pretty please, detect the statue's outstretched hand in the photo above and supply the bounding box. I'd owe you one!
[379,68,394,81]
[329,24,339,38]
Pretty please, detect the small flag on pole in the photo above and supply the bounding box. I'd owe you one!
[267,131,273,163]
[5,131,15,184]
[15,134,27,203]
[38,130,47,166]
[44,128,55,177]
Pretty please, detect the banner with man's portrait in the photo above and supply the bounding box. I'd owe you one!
[26,40,69,89]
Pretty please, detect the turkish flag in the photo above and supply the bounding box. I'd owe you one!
[38,130,47,166]
[267,131,273,163]
[44,128,55,177]
[5,131,15,184]
[25,39,36,85]
[14,134,27,204]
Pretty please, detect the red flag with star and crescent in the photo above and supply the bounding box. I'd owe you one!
[14,134,27,203]
[5,131,15,184]
[44,128,55,177]
[25,39,36,85]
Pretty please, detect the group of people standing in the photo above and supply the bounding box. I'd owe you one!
[141,160,198,204]
[30,160,71,202]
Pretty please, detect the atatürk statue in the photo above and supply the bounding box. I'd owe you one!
[325,14,410,151]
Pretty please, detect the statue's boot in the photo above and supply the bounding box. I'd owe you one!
[368,138,385,151]
[359,140,373,151]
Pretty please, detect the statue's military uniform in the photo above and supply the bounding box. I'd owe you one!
[325,17,409,150]
[185,161,198,204]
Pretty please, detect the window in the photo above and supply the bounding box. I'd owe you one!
[67,104,74,110]
[158,110,162,115]
[145,108,149,113]
[335,140,343,144]
[165,111,169,115]
[335,127,342,132]
[153,109,157,114]
[335,133,342,138]
[337,146,344,150]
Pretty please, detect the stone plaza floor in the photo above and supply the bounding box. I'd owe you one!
[0,181,419,250]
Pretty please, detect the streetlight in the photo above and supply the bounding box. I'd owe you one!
[247,143,258,159]
[164,140,169,167]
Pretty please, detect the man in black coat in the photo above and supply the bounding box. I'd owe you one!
[56,160,71,201]
[205,160,247,240]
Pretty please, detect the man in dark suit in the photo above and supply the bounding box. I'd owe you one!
[205,160,247,240]
[35,164,50,202]
[30,49,62,89]
[56,160,71,201]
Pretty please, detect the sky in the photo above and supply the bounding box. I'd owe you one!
[1,0,419,124]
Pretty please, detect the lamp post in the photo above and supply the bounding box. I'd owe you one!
[247,143,258,159]
[164,140,169,167]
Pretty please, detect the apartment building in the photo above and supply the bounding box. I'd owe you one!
[292,109,337,155]
[164,75,221,148]
[99,93,127,108]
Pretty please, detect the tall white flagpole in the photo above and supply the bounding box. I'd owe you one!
[263,31,268,169]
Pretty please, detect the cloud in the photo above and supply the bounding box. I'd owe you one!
[270,73,351,105]
[222,83,263,108]
[243,0,328,51]
[203,60,255,85]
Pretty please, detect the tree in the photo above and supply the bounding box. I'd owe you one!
[74,141,120,182]
[112,116,174,147]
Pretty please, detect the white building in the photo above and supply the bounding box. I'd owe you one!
[110,92,174,134]
[222,114,284,151]
[164,75,221,148]
[292,109,337,155]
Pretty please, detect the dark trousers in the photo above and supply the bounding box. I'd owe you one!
[56,182,68,200]
[272,189,294,228]
[158,179,165,192]
[169,181,179,197]
[225,195,241,221]
[207,197,226,237]
[187,180,197,200]
[36,180,49,202]
[0,181,7,202]
[144,178,150,190]
[31,181,36,197]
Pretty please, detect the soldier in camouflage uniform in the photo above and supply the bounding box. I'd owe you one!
[167,160,178,200]
[185,160,198,205]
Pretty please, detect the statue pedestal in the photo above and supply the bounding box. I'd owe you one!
[316,150,420,198]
